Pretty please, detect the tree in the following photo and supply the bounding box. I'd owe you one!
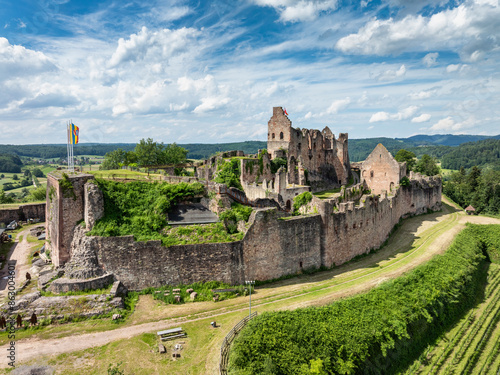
[414,154,440,176]
[101,149,127,170]
[0,188,14,204]
[32,168,44,177]
[162,143,188,165]
[134,138,164,167]
[12,174,19,181]
[394,149,416,171]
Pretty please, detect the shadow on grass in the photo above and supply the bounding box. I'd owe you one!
[255,201,461,290]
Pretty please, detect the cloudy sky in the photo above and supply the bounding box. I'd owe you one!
[0,0,499,144]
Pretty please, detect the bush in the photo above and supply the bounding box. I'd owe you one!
[228,224,493,374]
[293,192,313,214]
[214,158,242,190]
[89,180,206,244]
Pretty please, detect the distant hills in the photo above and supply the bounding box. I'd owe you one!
[0,134,499,169]
[399,134,500,147]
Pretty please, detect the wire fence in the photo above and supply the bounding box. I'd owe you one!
[220,312,257,374]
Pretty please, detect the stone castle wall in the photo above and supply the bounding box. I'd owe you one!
[267,107,350,186]
[63,174,440,290]
[46,172,94,267]
[0,203,45,224]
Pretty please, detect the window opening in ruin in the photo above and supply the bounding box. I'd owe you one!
[272,133,275,139]
[298,143,301,151]
[380,154,382,158]
[280,132,284,139]
[370,171,374,178]
[300,261,303,268]
[286,200,291,210]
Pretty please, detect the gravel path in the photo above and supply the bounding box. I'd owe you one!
[0,228,33,300]
[0,206,499,369]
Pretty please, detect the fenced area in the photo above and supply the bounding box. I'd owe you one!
[219,312,257,374]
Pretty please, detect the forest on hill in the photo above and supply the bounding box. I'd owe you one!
[0,153,23,173]
[0,134,498,169]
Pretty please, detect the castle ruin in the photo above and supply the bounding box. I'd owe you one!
[44,107,442,290]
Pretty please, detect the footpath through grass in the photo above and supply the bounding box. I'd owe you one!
[0,203,470,374]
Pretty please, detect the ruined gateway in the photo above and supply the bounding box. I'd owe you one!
[45,107,442,291]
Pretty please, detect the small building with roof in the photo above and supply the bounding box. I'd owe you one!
[465,205,476,215]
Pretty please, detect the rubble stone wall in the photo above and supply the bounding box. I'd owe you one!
[63,174,441,289]
[0,203,46,224]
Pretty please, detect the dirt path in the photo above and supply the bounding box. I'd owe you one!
[1,206,499,369]
[0,228,33,300]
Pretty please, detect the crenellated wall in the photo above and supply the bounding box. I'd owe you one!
[62,174,441,290]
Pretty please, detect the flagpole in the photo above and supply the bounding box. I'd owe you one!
[67,121,70,172]
[70,120,74,173]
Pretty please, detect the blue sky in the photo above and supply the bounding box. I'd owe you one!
[0,0,499,144]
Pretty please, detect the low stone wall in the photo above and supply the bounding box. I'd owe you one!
[0,203,46,224]
[49,273,114,293]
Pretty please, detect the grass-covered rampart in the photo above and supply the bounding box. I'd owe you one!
[228,224,498,374]
[88,179,251,246]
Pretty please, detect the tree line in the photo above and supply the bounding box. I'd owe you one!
[100,138,188,170]
[444,167,500,215]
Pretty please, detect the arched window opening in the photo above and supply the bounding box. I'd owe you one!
[370,171,374,178]
[280,132,284,140]
[272,133,275,139]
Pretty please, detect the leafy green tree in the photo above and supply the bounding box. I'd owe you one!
[32,168,44,177]
[0,188,14,204]
[444,167,500,215]
[27,186,47,201]
[12,174,18,181]
[414,154,440,176]
[23,169,31,177]
[134,138,163,167]
[162,143,188,165]
[101,149,127,170]
[394,149,416,171]
[214,158,242,190]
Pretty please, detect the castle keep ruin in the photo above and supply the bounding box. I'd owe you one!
[45,107,442,290]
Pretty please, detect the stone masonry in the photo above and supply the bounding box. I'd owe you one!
[45,171,94,267]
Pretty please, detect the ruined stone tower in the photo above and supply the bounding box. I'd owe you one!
[45,171,95,267]
[267,106,351,188]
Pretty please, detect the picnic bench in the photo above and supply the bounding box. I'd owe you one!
[157,327,186,341]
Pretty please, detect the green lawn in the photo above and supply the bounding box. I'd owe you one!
[313,187,341,199]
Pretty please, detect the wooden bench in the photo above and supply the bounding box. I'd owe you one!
[157,327,186,341]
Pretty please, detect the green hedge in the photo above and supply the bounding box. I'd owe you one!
[228,224,496,374]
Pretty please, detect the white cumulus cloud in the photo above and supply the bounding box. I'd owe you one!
[411,113,431,123]
[430,116,477,131]
[108,26,199,68]
[252,0,339,22]
[369,105,419,122]
[335,1,500,61]
[423,52,438,67]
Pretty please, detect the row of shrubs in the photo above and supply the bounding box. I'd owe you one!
[141,281,253,305]
[228,224,499,374]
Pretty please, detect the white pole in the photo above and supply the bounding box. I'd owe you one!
[66,122,70,172]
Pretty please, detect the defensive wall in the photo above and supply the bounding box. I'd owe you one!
[48,171,441,290]
[0,203,45,224]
